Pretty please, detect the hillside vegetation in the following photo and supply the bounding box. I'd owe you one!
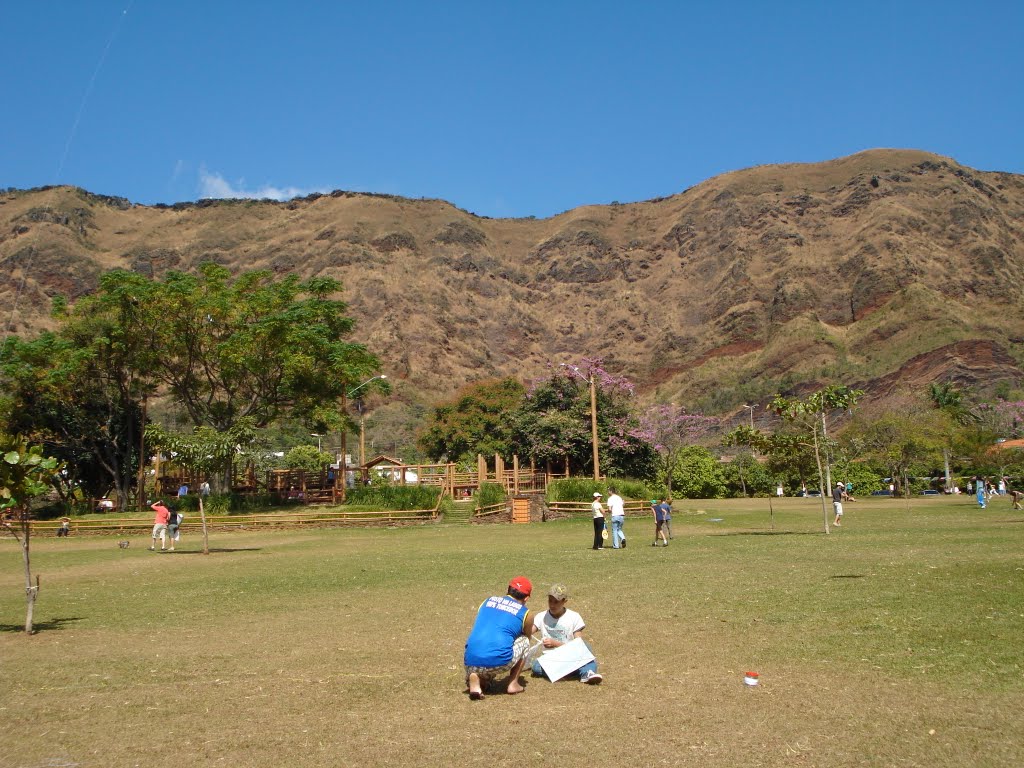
[3,149,1023,413]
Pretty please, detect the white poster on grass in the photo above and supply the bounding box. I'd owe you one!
[535,637,595,682]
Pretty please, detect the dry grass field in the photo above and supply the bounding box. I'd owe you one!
[2,496,1022,767]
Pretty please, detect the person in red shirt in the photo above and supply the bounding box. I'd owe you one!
[150,500,171,551]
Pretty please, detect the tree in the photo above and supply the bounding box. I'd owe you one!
[513,360,655,479]
[0,298,152,510]
[669,446,727,499]
[726,426,818,495]
[284,444,332,472]
[928,382,979,489]
[847,408,946,499]
[417,378,526,461]
[723,451,774,497]
[0,435,62,633]
[632,404,718,496]
[98,265,382,433]
[769,385,863,533]
[145,420,259,555]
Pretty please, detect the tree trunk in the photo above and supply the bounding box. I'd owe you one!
[943,448,951,491]
[812,425,830,534]
[199,495,210,555]
[16,510,38,633]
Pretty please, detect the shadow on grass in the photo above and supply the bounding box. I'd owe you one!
[829,574,866,579]
[165,547,263,555]
[0,616,84,634]
[711,531,818,536]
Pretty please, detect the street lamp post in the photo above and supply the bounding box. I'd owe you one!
[310,433,323,452]
[742,404,757,429]
[561,364,600,481]
[340,375,387,501]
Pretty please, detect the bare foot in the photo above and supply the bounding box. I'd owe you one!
[506,680,524,695]
[468,672,484,700]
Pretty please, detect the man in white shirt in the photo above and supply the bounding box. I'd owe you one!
[531,584,602,684]
[607,487,627,549]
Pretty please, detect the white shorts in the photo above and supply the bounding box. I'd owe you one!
[152,523,168,537]
[833,502,843,517]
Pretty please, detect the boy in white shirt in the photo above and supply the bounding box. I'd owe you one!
[531,584,602,684]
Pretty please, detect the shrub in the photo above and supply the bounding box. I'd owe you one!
[474,482,506,508]
[669,446,727,499]
[284,445,332,473]
[346,485,441,510]
[547,477,653,503]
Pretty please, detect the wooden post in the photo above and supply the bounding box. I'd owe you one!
[513,455,519,495]
[477,454,486,487]
[340,391,348,504]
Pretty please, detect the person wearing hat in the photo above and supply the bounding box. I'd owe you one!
[591,492,607,550]
[531,584,602,684]
[463,576,535,699]
[651,498,669,546]
[832,481,845,527]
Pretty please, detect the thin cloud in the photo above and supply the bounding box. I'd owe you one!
[198,168,326,201]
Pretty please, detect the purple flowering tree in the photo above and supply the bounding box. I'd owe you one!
[631,404,719,496]
[514,358,655,478]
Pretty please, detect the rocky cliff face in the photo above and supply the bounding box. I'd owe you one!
[3,148,1023,411]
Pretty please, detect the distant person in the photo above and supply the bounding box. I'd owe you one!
[966,479,974,494]
[1009,489,1023,511]
[463,576,535,699]
[531,584,602,685]
[199,481,211,497]
[832,482,845,527]
[659,497,673,539]
[177,483,189,503]
[607,488,626,549]
[651,499,668,547]
[150,500,171,551]
[56,517,70,537]
[591,493,606,550]
[167,507,184,551]
[975,477,986,509]
[998,478,1006,495]
[776,482,784,497]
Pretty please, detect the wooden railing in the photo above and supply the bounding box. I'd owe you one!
[23,504,442,536]
[546,500,651,517]
[472,502,506,519]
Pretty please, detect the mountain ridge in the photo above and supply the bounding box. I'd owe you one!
[3,148,1023,413]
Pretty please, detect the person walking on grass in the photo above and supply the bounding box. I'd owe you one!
[463,576,535,700]
[607,487,626,549]
[531,584,602,685]
[832,481,845,527]
[651,499,669,546]
[659,497,673,539]
[150,500,171,551]
[591,492,606,550]
[167,507,184,551]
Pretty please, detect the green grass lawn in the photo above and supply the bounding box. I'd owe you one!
[2,496,1022,767]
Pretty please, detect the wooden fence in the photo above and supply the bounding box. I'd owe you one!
[23,501,443,536]
[546,500,652,517]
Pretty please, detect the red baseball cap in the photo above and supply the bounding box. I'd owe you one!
[508,576,532,597]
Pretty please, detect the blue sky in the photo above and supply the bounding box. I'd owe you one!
[3,1,1021,218]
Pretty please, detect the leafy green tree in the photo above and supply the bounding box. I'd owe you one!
[97,264,382,432]
[0,435,62,633]
[513,361,655,479]
[928,382,979,489]
[669,446,726,499]
[845,406,946,498]
[769,385,864,533]
[417,378,525,461]
[0,291,153,509]
[632,404,718,497]
[145,420,259,554]
[726,426,817,494]
[723,450,774,497]
[284,444,332,472]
